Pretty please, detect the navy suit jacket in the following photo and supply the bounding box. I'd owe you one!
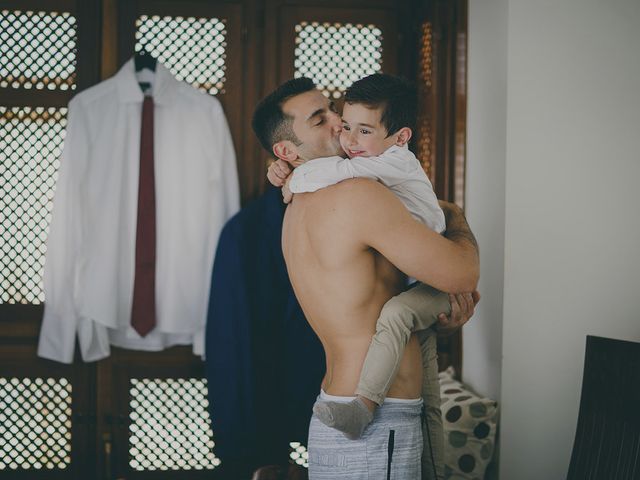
[205,186,325,466]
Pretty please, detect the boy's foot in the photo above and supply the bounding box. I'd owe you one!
[313,397,374,440]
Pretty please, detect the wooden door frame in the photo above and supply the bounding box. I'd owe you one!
[0,0,469,476]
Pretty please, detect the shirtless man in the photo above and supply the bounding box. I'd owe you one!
[252,78,479,479]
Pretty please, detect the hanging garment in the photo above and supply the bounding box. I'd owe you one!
[205,186,325,469]
[38,59,240,363]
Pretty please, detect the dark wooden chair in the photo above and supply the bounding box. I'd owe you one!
[252,464,308,480]
[567,335,640,479]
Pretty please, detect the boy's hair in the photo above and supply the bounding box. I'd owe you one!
[344,73,417,136]
[252,77,317,153]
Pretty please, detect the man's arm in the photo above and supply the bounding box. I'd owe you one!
[348,179,479,293]
[439,200,479,255]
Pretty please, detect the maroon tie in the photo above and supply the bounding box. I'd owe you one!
[131,96,156,337]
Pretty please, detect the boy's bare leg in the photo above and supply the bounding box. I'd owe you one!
[313,283,450,440]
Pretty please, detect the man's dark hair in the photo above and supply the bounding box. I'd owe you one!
[252,77,317,153]
[344,73,417,136]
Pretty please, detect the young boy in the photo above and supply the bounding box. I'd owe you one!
[275,73,453,447]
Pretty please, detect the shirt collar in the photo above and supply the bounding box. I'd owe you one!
[385,144,409,154]
[115,57,177,105]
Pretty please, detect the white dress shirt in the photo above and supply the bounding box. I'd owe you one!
[289,145,446,232]
[38,59,240,363]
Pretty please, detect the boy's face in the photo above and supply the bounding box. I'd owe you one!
[339,102,398,158]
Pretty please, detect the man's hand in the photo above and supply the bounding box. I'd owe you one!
[435,290,480,337]
[267,159,292,187]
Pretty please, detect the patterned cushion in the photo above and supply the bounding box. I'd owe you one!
[439,367,498,480]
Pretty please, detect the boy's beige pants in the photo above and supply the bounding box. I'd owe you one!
[355,282,451,480]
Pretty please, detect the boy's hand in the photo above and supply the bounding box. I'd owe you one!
[282,176,293,204]
[267,159,292,187]
[435,290,480,337]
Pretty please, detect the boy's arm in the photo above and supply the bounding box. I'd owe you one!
[267,149,410,190]
[289,156,362,193]
[290,151,415,193]
[267,155,390,199]
[267,159,292,187]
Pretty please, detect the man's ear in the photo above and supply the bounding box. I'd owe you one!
[272,140,299,165]
[394,127,413,146]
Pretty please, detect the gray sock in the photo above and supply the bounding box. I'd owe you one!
[312,398,374,440]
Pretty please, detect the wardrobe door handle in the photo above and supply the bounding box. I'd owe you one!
[103,432,112,480]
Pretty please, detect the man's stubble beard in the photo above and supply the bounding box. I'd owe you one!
[330,138,347,158]
[299,138,345,162]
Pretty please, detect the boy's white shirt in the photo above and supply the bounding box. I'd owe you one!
[289,144,446,233]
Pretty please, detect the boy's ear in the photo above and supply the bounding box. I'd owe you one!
[394,127,413,146]
[272,140,299,165]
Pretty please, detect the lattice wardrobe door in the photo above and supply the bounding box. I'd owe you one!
[294,21,383,99]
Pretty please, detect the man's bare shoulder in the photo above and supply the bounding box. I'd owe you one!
[311,177,397,206]
[332,178,404,215]
[298,177,407,232]
[328,177,384,191]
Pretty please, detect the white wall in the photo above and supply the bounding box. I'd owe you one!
[466,0,640,478]
[464,0,507,403]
